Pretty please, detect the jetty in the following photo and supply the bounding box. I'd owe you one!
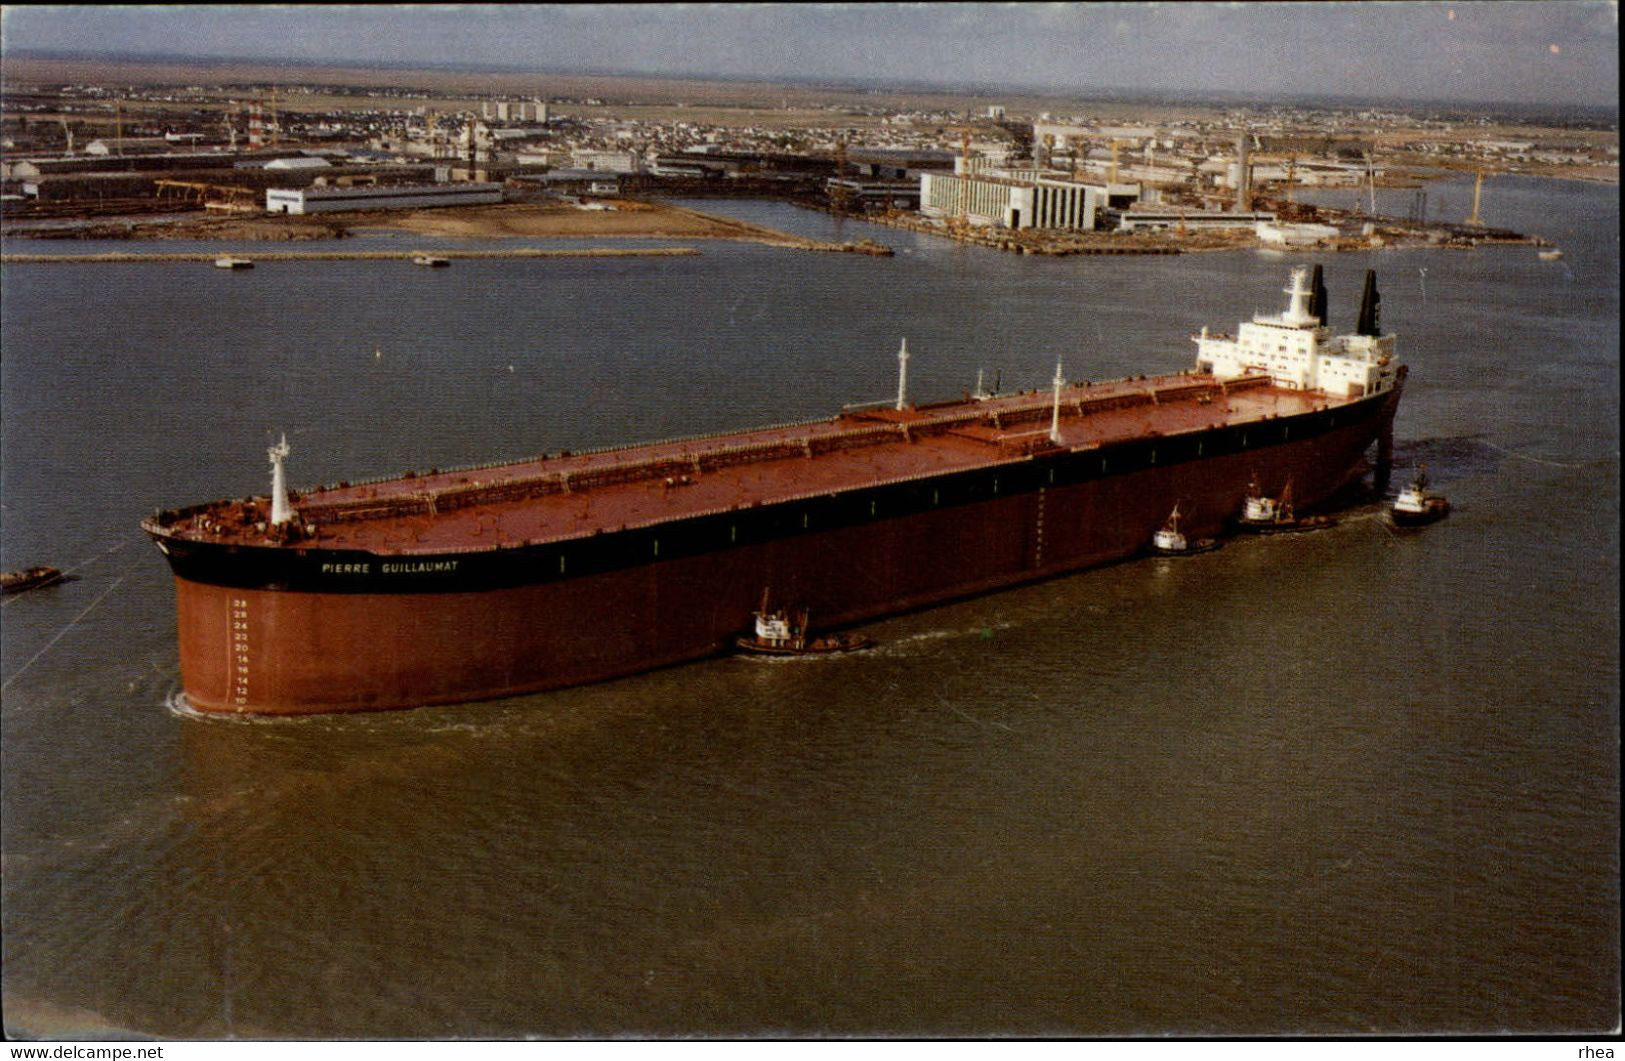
[0,247,703,264]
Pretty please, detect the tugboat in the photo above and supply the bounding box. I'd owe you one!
[1237,476,1336,534]
[1149,503,1220,556]
[1538,248,1564,262]
[1390,467,1450,526]
[735,591,873,657]
[1,566,67,594]
[412,255,450,267]
[213,256,254,270]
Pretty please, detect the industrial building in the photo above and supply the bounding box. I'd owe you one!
[919,170,1106,231]
[824,177,921,212]
[569,150,642,174]
[1111,208,1276,233]
[264,182,502,214]
[509,170,623,195]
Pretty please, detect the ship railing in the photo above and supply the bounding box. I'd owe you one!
[296,374,1231,518]
[148,500,227,527]
[806,425,901,455]
[301,495,436,524]
[695,439,813,472]
[556,415,844,463]
[1151,381,1222,404]
[1220,374,1273,394]
[299,374,1214,498]
[434,475,570,510]
[431,451,1053,554]
[563,456,698,492]
[305,414,847,495]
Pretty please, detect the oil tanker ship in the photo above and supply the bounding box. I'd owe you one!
[144,266,1403,714]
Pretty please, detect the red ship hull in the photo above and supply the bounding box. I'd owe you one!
[164,385,1399,714]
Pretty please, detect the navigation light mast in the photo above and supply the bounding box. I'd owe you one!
[269,434,296,526]
[895,338,910,411]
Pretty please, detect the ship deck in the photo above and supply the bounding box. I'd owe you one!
[158,372,1349,554]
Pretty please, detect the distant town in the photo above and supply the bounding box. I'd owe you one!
[2,55,1616,254]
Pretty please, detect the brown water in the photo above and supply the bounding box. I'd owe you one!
[2,177,1617,1038]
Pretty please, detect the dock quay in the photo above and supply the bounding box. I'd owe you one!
[0,247,703,265]
[848,208,1185,255]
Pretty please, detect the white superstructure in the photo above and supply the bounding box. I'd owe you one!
[1193,266,1400,399]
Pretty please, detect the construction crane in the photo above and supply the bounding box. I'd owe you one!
[1241,151,1306,212]
[1109,138,1124,185]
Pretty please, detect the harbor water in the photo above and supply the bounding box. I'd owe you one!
[2,176,1618,1037]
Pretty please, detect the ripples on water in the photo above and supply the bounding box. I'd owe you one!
[1,179,1617,1038]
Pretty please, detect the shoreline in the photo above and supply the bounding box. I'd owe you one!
[0,200,889,255]
[0,247,704,263]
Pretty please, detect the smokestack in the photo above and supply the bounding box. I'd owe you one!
[1235,131,1251,211]
[1356,270,1381,337]
[1310,264,1329,327]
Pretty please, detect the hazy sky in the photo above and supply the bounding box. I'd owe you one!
[1,2,1618,108]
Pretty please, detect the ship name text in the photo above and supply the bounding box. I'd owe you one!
[318,560,461,576]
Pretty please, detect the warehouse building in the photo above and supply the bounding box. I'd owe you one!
[919,171,1101,231]
[265,182,502,214]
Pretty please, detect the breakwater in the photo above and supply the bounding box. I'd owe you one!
[0,247,703,264]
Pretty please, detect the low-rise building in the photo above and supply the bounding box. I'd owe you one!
[825,177,921,212]
[265,182,502,214]
[570,150,642,174]
[1112,208,1276,232]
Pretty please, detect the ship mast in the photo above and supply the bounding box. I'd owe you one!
[1049,361,1065,444]
[1280,266,1318,327]
[895,338,910,411]
[268,434,296,526]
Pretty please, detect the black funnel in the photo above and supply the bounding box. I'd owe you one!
[1356,269,1381,337]
[1310,264,1329,327]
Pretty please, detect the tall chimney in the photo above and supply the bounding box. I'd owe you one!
[1356,270,1381,337]
[1235,131,1251,211]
